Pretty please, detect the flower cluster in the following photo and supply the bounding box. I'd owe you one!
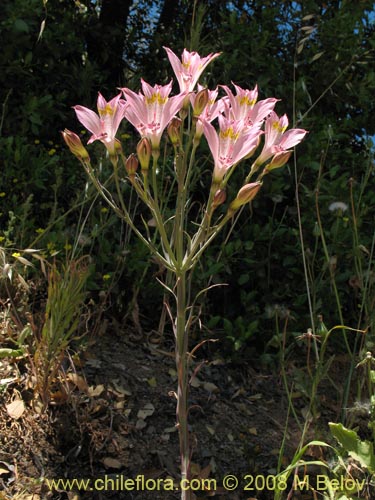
[63,47,307,211]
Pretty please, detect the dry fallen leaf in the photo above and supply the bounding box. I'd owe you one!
[110,379,132,396]
[0,462,11,476]
[137,402,155,420]
[6,399,25,419]
[163,426,177,433]
[231,387,246,399]
[248,393,262,401]
[67,493,80,500]
[199,463,211,480]
[190,376,201,388]
[32,397,44,414]
[66,373,89,393]
[135,419,147,430]
[203,382,219,393]
[190,462,201,476]
[206,425,215,436]
[85,358,102,369]
[51,390,69,404]
[88,384,105,397]
[103,457,122,469]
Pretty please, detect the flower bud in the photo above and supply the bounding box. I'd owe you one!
[114,138,123,154]
[61,129,90,162]
[125,153,138,177]
[228,181,262,214]
[108,138,123,167]
[193,88,209,117]
[266,150,292,171]
[212,189,226,209]
[167,117,182,145]
[136,137,151,173]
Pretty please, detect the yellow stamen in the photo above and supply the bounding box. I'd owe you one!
[99,104,114,116]
[145,93,167,105]
[239,96,256,106]
[220,127,239,140]
[272,121,287,133]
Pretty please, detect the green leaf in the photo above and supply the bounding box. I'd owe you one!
[310,51,325,63]
[13,19,29,33]
[237,273,249,285]
[329,422,375,473]
[0,348,24,358]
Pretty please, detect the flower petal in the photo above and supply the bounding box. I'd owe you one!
[74,106,101,137]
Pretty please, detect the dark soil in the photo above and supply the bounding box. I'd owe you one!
[0,324,365,500]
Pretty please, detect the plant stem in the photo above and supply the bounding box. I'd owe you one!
[175,271,191,500]
[173,123,191,498]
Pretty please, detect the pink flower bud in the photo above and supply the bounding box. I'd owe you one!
[125,153,139,177]
[193,88,209,117]
[228,182,262,213]
[136,137,151,173]
[62,129,90,162]
[212,189,226,209]
[266,150,292,171]
[167,117,182,145]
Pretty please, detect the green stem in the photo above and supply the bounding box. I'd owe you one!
[172,120,192,499]
[175,271,191,500]
[85,163,174,271]
[183,213,231,271]
[151,149,160,201]
[315,187,350,354]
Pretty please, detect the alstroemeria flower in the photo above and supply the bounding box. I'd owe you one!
[122,79,186,149]
[222,83,278,128]
[74,92,126,155]
[191,85,225,138]
[256,111,307,165]
[203,115,263,182]
[164,47,221,93]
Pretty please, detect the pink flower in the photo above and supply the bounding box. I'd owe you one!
[122,79,186,149]
[74,92,126,155]
[221,83,278,128]
[256,111,307,165]
[164,47,221,93]
[203,115,263,182]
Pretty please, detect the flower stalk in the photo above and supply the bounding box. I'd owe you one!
[175,272,190,499]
